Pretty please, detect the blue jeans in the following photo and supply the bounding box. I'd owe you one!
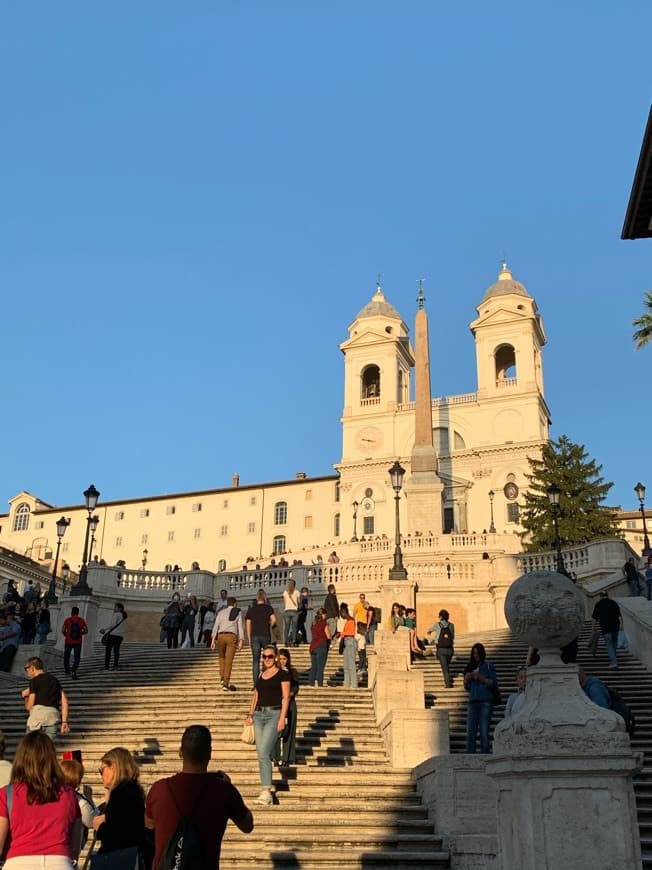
[284,610,298,645]
[308,643,329,686]
[250,636,269,687]
[466,700,493,753]
[647,578,652,602]
[367,624,376,646]
[603,631,618,666]
[253,708,282,788]
[63,644,81,674]
[343,637,357,688]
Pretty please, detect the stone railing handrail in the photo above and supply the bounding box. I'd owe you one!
[397,391,478,414]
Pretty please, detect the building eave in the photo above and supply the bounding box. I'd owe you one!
[622,106,652,240]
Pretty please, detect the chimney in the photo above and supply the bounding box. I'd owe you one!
[296,472,307,479]
[232,473,240,488]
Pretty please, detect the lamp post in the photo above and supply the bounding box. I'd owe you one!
[488,490,496,534]
[634,482,652,557]
[47,516,71,603]
[88,515,100,562]
[72,484,100,594]
[142,549,149,571]
[61,563,70,592]
[546,483,570,577]
[388,460,408,581]
[351,501,359,542]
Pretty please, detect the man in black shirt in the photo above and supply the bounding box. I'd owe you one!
[245,590,277,688]
[591,593,623,670]
[21,656,70,738]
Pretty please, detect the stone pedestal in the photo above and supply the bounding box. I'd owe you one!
[379,580,417,626]
[373,667,425,722]
[487,570,643,870]
[380,708,449,767]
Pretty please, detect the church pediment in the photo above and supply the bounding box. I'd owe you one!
[470,305,535,331]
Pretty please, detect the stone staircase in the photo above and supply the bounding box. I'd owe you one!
[413,622,652,865]
[2,622,651,868]
[0,641,449,869]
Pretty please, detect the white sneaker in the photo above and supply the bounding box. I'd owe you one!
[256,789,273,805]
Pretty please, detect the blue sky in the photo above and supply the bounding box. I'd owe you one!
[1,2,650,513]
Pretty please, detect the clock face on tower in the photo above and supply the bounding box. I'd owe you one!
[355,426,383,452]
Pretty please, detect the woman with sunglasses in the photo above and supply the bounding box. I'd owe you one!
[92,747,149,864]
[244,645,291,805]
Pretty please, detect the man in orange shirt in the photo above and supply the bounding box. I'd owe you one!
[61,606,88,680]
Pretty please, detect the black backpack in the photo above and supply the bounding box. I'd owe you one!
[69,619,82,641]
[437,623,453,649]
[158,781,206,870]
[608,687,636,737]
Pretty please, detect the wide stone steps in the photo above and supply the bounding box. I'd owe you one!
[0,640,449,869]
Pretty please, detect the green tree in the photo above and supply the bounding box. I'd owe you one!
[520,435,620,552]
[633,290,652,350]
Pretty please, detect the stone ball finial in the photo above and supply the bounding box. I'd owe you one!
[504,570,584,653]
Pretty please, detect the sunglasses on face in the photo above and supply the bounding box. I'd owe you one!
[262,654,276,660]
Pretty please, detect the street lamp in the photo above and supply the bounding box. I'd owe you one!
[488,490,496,534]
[351,501,359,542]
[47,516,71,603]
[72,484,100,594]
[546,483,570,577]
[388,460,408,580]
[634,482,652,557]
[88,515,100,562]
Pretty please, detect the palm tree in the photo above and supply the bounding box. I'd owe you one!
[633,290,652,350]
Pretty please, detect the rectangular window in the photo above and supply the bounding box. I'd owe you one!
[305,489,312,500]
[115,511,125,521]
[62,543,69,553]
[192,502,202,512]
[507,503,520,523]
[248,522,256,534]
[168,531,175,542]
[363,516,375,535]
[223,499,229,509]
[140,508,150,518]
[115,536,123,547]
[194,528,201,539]
[141,533,148,545]
[250,496,257,506]
[220,525,228,536]
[35,520,44,530]
[305,515,313,529]
[335,482,340,502]
[166,506,176,516]
[626,520,636,529]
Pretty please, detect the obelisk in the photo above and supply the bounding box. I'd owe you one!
[406,280,444,532]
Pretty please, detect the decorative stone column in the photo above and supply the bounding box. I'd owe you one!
[487,570,643,870]
[55,594,100,665]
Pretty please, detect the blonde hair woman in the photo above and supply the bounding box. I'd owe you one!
[0,730,81,868]
[93,747,148,863]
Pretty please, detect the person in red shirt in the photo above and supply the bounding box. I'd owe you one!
[0,730,81,866]
[61,607,88,680]
[146,725,253,869]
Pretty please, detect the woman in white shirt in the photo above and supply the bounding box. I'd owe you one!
[101,602,127,670]
[282,580,300,647]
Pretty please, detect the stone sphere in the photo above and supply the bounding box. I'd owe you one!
[504,570,585,651]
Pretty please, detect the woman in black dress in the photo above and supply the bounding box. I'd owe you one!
[93,746,149,865]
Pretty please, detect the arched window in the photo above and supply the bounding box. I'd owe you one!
[454,430,466,450]
[397,369,403,403]
[273,535,286,555]
[495,344,516,385]
[274,501,287,525]
[361,365,381,400]
[13,503,30,532]
[334,513,341,537]
[334,481,341,502]
[217,559,227,572]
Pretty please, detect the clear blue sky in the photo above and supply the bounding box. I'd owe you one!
[1,2,650,513]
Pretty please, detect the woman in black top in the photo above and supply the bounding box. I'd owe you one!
[245,645,291,806]
[274,648,299,768]
[93,746,150,865]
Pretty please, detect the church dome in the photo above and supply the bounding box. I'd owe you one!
[481,263,530,302]
[355,284,402,320]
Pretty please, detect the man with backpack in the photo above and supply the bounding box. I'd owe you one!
[145,724,253,869]
[62,605,88,679]
[427,608,455,688]
[579,669,636,736]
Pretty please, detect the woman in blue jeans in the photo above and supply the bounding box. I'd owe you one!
[338,604,357,689]
[308,608,331,687]
[463,642,498,753]
[245,645,291,805]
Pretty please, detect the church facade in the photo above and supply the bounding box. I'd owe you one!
[0,265,550,576]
